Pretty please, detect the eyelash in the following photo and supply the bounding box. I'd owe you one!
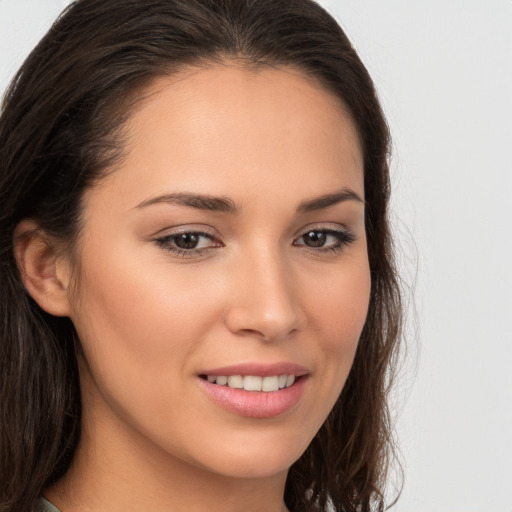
[154,227,356,258]
[294,228,356,254]
[155,230,220,258]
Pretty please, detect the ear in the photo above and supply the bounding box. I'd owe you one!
[14,219,73,317]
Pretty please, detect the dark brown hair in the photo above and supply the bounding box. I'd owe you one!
[0,1,402,511]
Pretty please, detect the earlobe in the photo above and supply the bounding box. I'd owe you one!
[13,220,73,317]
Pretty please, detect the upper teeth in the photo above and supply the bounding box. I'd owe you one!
[206,374,296,392]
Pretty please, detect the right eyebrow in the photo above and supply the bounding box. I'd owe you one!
[134,192,240,215]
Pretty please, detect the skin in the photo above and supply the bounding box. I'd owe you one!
[20,64,370,512]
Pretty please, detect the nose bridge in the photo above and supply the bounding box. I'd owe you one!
[224,241,305,341]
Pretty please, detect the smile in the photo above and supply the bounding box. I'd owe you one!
[202,374,296,392]
[198,364,309,418]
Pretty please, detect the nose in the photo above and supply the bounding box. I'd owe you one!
[223,248,306,342]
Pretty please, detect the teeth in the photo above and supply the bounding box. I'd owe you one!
[262,376,279,392]
[227,375,243,389]
[206,374,297,392]
[243,375,262,391]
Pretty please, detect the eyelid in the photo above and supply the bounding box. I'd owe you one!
[152,225,223,259]
[293,222,354,239]
[150,224,218,239]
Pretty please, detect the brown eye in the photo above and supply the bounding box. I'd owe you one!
[294,228,356,253]
[174,233,201,249]
[155,230,221,257]
[303,231,327,247]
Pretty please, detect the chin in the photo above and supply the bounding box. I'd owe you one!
[184,427,313,480]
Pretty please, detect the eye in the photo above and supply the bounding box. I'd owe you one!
[294,228,355,253]
[155,230,221,257]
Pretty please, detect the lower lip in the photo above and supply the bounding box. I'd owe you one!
[198,376,307,418]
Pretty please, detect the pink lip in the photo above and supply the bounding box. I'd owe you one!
[197,362,310,418]
[198,362,309,378]
[198,375,308,418]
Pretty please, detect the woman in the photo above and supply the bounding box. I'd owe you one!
[0,1,402,511]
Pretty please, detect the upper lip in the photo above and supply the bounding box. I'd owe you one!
[198,362,309,377]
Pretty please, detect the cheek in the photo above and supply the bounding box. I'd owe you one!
[303,253,371,396]
[68,243,236,443]
[308,259,371,348]
[68,248,225,442]
[71,244,221,368]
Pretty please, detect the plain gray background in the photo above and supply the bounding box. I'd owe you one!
[1,1,511,511]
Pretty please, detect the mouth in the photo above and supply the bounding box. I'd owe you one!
[199,374,298,392]
[197,364,309,418]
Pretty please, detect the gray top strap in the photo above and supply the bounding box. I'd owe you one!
[37,497,62,512]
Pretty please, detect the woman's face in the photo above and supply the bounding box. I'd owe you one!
[67,65,370,481]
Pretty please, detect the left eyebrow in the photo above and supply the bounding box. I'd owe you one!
[296,187,364,213]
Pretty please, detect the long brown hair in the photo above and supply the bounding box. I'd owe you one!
[0,1,402,511]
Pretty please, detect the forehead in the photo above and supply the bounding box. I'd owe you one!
[93,64,364,210]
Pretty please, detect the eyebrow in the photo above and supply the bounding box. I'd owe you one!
[135,187,363,214]
[135,193,240,214]
[297,187,364,213]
